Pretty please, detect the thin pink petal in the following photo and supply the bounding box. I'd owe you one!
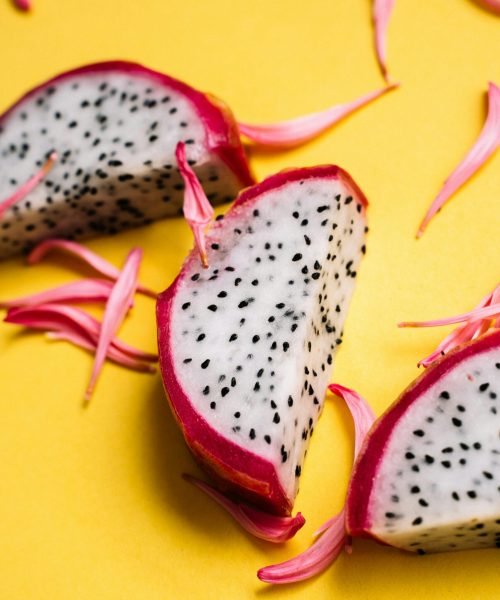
[473,0,500,15]
[27,239,157,298]
[417,82,500,237]
[238,84,398,148]
[47,332,155,373]
[258,385,376,584]
[0,278,114,309]
[184,474,305,543]
[0,152,57,219]
[175,142,214,268]
[373,0,396,81]
[5,304,158,363]
[85,248,142,402]
[398,303,500,328]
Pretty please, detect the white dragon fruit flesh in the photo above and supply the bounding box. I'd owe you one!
[157,165,368,515]
[347,330,500,553]
[0,61,253,259]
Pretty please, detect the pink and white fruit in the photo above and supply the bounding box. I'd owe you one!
[157,165,368,515]
[0,61,253,259]
[347,330,500,553]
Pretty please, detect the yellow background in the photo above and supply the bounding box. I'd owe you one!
[0,0,499,598]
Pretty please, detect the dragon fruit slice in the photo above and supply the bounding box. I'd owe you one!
[347,330,500,553]
[0,61,253,260]
[157,165,368,515]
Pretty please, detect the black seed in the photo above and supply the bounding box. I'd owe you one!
[210,402,216,410]
[483,471,493,479]
[249,429,256,440]
[203,386,210,395]
[238,300,248,308]
[201,359,210,369]
[295,465,302,477]
[181,302,191,310]
[412,517,423,526]
[207,304,217,312]
[479,383,490,392]
[452,417,462,427]
[254,382,260,392]
[221,387,229,397]
[275,303,285,309]
[252,335,260,343]
[385,512,396,519]
[304,235,311,245]
[292,253,302,262]
[452,492,460,501]
[439,391,450,400]
[405,452,415,460]
[413,429,425,437]
[441,461,452,468]
[467,490,477,499]
[283,342,289,352]
[273,413,280,424]
[473,442,482,450]
[251,279,259,286]
[183,358,192,364]
[288,396,294,407]
[264,435,271,444]
[229,333,237,342]
[257,369,264,377]
[424,455,434,464]
[419,499,429,507]
[411,486,420,494]
[197,334,206,342]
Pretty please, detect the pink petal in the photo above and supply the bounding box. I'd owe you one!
[85,248,142,402]
[13,0,31,10]
[27,239,157,299]
[5,304,158,363]
[47,332,155,373]
[398,303,500,328]
[0,278,114,309]
[258,385,376,584]
[373,0,396,82]
[237,84,398,148]
[184,474,305,543]
[400,284,500,367]
[0,152,56,219]
[175,142,214,268]
[417,82,500,237]
[473,0,500,15]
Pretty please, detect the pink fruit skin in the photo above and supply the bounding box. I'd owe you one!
[0,61,255,192]
[346,329,500,541]
[157,165,368,516]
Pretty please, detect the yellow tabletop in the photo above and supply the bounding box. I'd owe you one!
[0,1,499,598]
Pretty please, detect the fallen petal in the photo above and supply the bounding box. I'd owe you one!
[85,248,142,402]
[13,0,31,10]
[184,474,305,543]
[0,152,56,219]
[373,0,396,81]
[417,82,500,237]
[47,332,155,373]
[175,142,214,268]
[238,84,398,148]
[0,278,114,309]
[5,303,158,363]
[258,385,376,584]
[28,239,157,298]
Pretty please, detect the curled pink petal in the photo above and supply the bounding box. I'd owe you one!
[0,152,56,219]
[473,0,500,15]
[417,82,500,237]
[237,84,398,149]
[184,474,304,543]
[400,284,500,367]
[5,304,158,363]
[13,0,31,10]
[28,239,157,298]
[85,248,142,402]
[373,0,396,82]
[47,332,155,373]
[175,142,214,268]
[0,278,114,309]
[258,385,375,584]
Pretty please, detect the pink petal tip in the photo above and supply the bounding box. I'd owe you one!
[0,152,56,219]
[417,82,500,237]
[175,142,214,268]
[237,84,398,149]
[373,0,396,82]
[184,474,305,543]
[13,0,31,11]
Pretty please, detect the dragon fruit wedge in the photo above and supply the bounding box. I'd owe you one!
[157,165,368,515]
[347,330,500,554]
[0,61,253,260]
